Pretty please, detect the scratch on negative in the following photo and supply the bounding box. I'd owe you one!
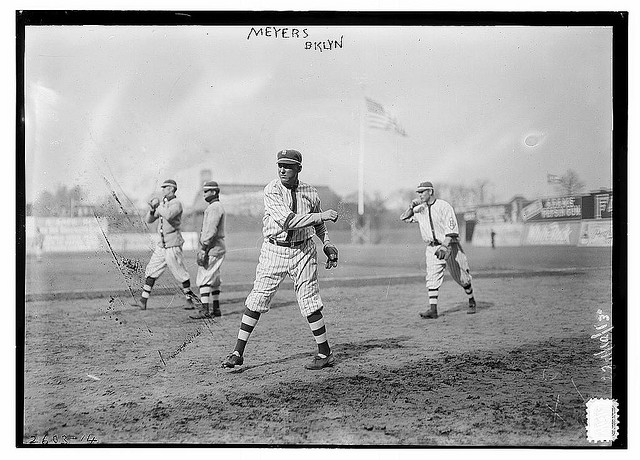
[571,377,586,402]
[157,350,166,366]
[94,211,136,300]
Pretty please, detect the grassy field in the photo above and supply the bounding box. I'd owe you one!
[21,240,615,446]
[24,228,612,296]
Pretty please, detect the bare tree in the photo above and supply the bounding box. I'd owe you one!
[31,185,87,216]
[556,169,585,195]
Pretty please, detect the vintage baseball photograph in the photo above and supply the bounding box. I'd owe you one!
[17,9,626,448]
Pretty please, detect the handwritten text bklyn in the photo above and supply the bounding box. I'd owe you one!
[247,27,344,52]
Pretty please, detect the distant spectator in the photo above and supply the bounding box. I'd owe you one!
[491,229,496,249]
[34,227,45,262]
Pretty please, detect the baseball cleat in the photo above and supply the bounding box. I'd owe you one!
[184,292,203,308]
[211,306,222,317]
[467,299,477,314]
[131,299,147,310]
[419,306,438,319]
[189,311,211,320]
[221,351,244,368]
[305,353,335,370]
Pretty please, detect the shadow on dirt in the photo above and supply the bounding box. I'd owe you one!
[442,301,494,315]
[228,336,411,374]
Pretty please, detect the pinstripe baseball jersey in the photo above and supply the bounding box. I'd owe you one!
[262,179,329,243]
[407,199,459,245]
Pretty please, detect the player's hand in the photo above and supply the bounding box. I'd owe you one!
[323,243,338,269]
[411,199,421,207]
[321,210,339,222]
[196,249,209,267]
[148,197,160,210]
[435,245,451,260]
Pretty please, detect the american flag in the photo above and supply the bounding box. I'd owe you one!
[547,174,562,184]
[365,97,407,137]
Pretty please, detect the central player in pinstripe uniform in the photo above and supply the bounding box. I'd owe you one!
[401,181,477,318]
[222,149,340,370]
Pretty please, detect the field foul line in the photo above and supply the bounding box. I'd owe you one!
[24,266,609,303]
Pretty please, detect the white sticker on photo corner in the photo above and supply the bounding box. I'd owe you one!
[586,398,619,443]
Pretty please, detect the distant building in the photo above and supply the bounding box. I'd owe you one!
[183,169,341,233]
[188,183,340,216]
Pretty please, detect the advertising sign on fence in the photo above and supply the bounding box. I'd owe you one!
[524,221,581,246]
[578,220,613,247]
[581,191,613,220]
[522,196,582,222]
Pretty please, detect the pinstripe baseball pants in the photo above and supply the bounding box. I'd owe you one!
[425,243,473,290]
[245,238,323,317]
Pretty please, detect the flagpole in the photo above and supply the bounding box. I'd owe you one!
[358,96,365,216]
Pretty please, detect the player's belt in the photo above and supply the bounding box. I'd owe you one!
[428,240,441,246]
[268,237,308,248]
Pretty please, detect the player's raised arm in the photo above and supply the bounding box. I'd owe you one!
[146,197,160,223]
[264,184,337,231]
[400,198,421,222]
[157,197,183,222]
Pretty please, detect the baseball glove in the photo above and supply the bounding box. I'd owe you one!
[323,243,339,269]
[435,245,451,260]
[148,197,160,210]
[401,200,421,220]
[196,249,209,267]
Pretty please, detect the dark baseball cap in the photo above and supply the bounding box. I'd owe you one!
[203,180,219,191]
[416,181,434,192]
[276,149,302,165]
[161,179,178,189]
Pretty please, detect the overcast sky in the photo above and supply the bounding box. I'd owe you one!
[24,23,613,205]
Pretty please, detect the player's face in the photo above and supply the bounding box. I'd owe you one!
[417,189,432,202]
[203,189,216,200]
[278,163,301,186]
[161,186,175,198]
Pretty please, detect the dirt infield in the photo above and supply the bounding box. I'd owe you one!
[22,246,613,446]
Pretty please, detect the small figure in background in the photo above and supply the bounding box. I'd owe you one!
[34,227,45,262]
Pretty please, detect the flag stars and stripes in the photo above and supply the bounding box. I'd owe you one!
[365,97,408,137]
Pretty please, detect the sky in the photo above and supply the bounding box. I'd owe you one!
[23,18,614,207]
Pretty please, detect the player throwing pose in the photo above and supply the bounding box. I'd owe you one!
[222,149,339,370]
[189,180,226,319]
[401,181,476,318]
[135,179,200,310]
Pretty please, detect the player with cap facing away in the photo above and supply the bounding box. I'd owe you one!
[189,180,226,319]
[222,149,340,370]
[401,181,477,318]
[135,179,200,310]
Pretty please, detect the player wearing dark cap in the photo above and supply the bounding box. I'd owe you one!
[401,181,477,318]
[189,180,226,319]
[134,179,200,310]
[222,149,340,370]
